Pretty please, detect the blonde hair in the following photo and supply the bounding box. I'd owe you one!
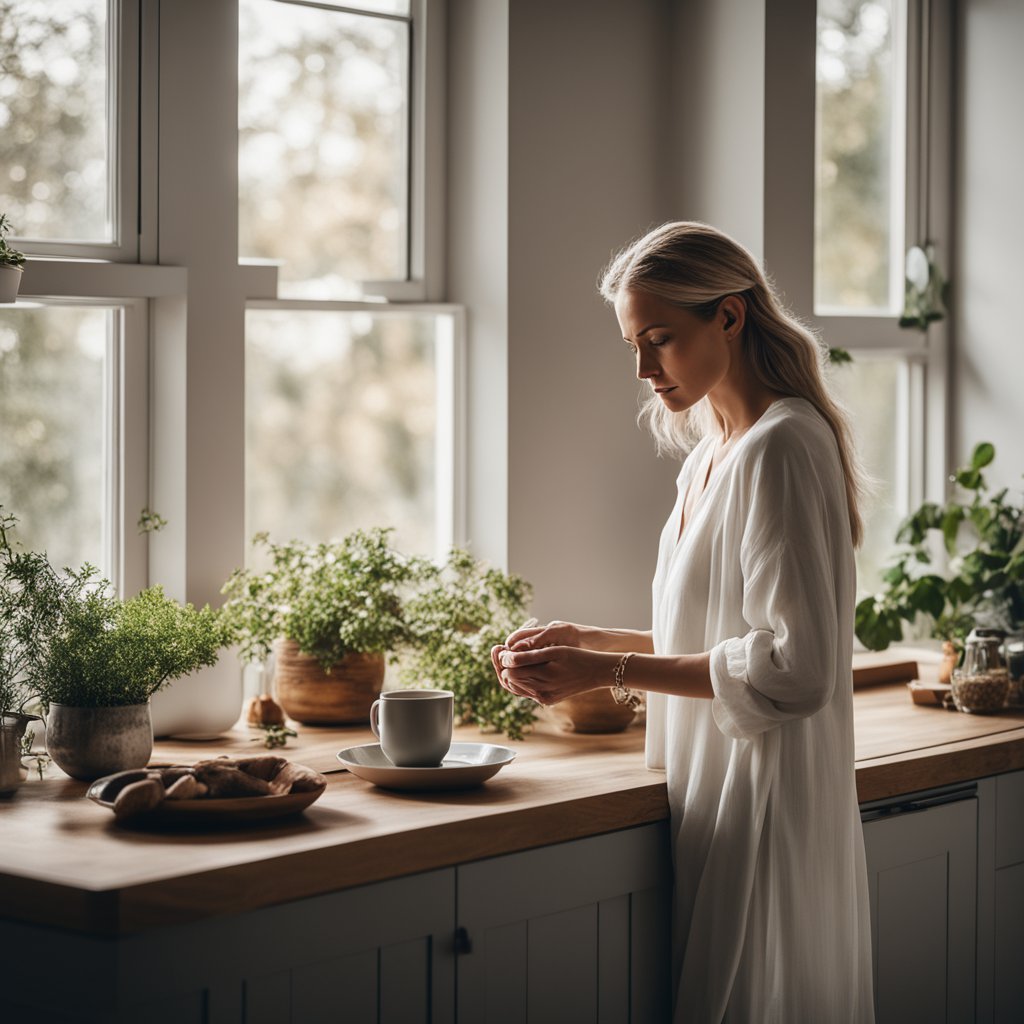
[599,221,866,548]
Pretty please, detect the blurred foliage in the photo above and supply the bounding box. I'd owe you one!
[899,243,948,330]
[0,0,108,240]
[855,443,1024,651]
[246,311,440,559]
[0,306,106,570]
[238,0,408,295]
[402,550,537,740]
[816,0,896,312]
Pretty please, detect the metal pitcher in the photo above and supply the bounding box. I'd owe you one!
[0,712,41,795]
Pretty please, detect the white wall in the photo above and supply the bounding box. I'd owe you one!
[448,0,674,629]
[668,0,767,261]
[954,0,1024,492]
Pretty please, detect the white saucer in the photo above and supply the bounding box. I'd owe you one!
[336,741,516,791]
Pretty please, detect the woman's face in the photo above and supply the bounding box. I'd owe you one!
[614,288,735,412]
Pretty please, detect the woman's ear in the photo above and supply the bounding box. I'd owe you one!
[719,295,745,335]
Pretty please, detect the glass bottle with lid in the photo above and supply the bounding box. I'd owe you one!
[951,628,1010,713]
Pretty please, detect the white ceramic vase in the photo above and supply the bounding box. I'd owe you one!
[46,702,153,781]
[0,264,23,303]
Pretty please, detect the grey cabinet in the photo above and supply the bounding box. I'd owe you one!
[862,789,978,1024]
[0,824,672,1024]
[992,770,1024,1022]
[455,822,673,1024]
[2,868,457,1024]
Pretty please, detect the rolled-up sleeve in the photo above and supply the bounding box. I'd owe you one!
[709,429,842,740]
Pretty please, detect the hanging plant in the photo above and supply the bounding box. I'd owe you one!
[899,243,947,331]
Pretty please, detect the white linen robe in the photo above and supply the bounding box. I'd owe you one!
[646,396,874,1023]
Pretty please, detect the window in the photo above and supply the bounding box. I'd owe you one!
[815,0,907,316]
[238,0,411,297]
[802,0,951,598]
[239,0,456,562]
[245,306,458,558]
[3,0,451,606]
[0,0,139,258]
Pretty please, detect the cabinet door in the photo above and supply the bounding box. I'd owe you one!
[993,769,1024,1022]
[862,796,977,1024]
[455,822,672,1024]
[0,867,456,1024]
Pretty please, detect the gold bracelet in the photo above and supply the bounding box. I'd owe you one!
[611,652,643,709]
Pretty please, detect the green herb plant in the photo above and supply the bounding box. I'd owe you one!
[254,722,298,749]
[222,527,431,671]
[402,549,536,740]
[39,583,230,708]
[0,507,87,715]
[0,214,26,268]
[855,443,1024,652]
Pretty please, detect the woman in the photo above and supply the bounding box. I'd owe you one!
[492,222,875,1022]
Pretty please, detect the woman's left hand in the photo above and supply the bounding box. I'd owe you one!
[494,645,612,706]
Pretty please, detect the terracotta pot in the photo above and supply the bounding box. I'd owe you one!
[549,688,637,734]
[46,702,153,781]
[273,638,385,725]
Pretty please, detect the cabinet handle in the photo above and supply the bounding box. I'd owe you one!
[454,926,473,955]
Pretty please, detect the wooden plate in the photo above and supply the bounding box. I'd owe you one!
[87,772,326,824]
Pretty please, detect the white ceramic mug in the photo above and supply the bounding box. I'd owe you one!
[369,689,454,767]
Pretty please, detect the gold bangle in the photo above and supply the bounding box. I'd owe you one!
[611,652,643,709]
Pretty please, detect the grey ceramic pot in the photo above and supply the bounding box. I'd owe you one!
[46,702,153,781]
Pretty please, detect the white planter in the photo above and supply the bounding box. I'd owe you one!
[150,646,243,739]
[0,263,23,303]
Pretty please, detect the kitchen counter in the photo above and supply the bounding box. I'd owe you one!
[4,654,1024,937]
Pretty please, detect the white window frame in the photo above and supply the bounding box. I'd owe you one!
[11,0,456,609]
[8,0,141,262]
[765,0,953,517]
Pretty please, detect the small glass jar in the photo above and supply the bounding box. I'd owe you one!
[951,628,1009,714]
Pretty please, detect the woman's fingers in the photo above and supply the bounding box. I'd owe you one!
[499,646,557,669]
[509,620,577,652]
[503,625,546,649]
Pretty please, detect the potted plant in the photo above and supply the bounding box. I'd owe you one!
[221,527,429,725]
[0,214,26,303]
[0,508,51,793]
[37,579,230,780]
[401,549,538,740]
[855,442,1024,669]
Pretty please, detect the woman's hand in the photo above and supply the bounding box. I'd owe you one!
[490,645,613,706]
[501,619,587,653]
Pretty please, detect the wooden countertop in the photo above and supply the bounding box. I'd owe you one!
[4,651,1024,936]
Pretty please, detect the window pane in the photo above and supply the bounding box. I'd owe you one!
[815,0,905,315]
[830,357,905,596]
[239,1,410,297]
[0,305,112,573]
[245,309,449,559]
[0,0,112,242]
